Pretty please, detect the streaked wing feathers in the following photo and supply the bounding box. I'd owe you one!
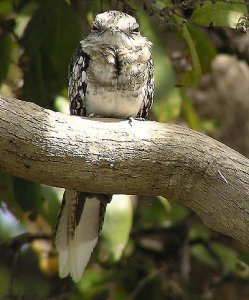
[68,47,90,116]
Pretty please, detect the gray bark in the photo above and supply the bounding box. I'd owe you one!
[0,95,249,246]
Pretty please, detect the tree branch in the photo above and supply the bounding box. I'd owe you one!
[0,95,249,246]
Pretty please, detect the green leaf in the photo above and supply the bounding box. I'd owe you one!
[99,195,133,263]
[140,196,170,227]
[189,222,210,241]
[180,89,202,131]
[135,9,179,122]
[0,172,23,219]
[178,24,202,87]
[151,0,174,10]
[21,0,81,107]
[0,0,12,16]
[141,198,188,227]
[163,202,189,224]
[212,243,238,273]
[54,95,69,113]
[191,244,219,269]
[154,88,182,122]
[40,185,62,225]
[191,1,247,29]
[13,177,43,220]
[78,269,114,299]
[239,252,249,266]
[186,24,216,73]
[177,22,216,88]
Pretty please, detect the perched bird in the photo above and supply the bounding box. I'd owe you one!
[55,10,154,282]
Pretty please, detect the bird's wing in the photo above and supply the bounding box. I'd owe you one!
[138,56,155,119]
[68,46,90,116]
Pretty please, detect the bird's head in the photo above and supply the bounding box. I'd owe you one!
[84,10,151,48]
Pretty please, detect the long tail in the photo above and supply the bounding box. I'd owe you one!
[55,190,111,282]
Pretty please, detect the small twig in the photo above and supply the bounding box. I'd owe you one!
[128,267,166,300]
[0,233,52,297]
[180,237,191,281]
[6,232,52,251]
[8,249,20,297]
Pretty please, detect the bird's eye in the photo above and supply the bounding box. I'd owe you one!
[132,26,139,33]
[92,24,100,31]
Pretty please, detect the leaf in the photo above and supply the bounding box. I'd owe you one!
[0,0,12,16]
[0,208,25,240]
[40,185,62,226]
[54,95,69,113]
[135,8,179,121]
[191,1,247,29]
[186,24,216,73]
[99,195,133,263]
[191,244,218,269]
[0,172,23,219]
[21,0,81,107]
[189,222,210,241]
[177,22,216,88]
[163,202,189,224]
[140,196,169,227]
[141,197,188,227]
[154,88,182,122]
[212,243,238,273]
[78,269,114,299]
[13,177,43,220]
[178,24,202,87]
[180,89,202,131]
[239,252,249,266]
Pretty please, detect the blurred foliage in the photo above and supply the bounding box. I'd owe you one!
[191,1,247,29]
[0,0,249,299]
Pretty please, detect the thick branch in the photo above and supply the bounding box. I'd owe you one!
[0,95,249,246]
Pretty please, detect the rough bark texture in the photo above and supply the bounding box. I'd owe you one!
[0,95,249,246]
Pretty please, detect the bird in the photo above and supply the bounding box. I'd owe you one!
[55,10,154,282]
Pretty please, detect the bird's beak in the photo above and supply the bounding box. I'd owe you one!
[109,27,120,35]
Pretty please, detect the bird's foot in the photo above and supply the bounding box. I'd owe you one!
[128,117,134,127]
[128,116,145,127]
[134,117,145,121]
[88,113,105,118]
